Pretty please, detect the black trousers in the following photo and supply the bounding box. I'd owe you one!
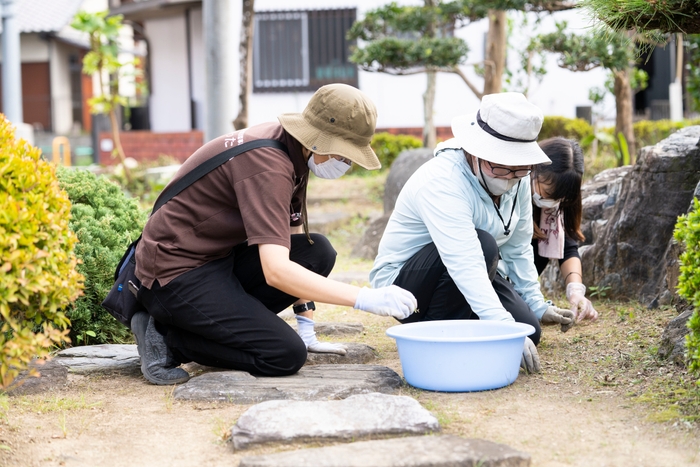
[393,229,542,345]
[138,233,336,376]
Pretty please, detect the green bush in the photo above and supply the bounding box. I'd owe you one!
[632,119,700,149]
[0,115,83,389]
[57,167,147,345]
[674,198,700,377]
[348,132,422,176]
[538,116,594,142]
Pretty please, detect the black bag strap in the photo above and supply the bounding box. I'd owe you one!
[150,138,289,215]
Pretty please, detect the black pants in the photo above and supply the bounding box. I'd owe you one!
[138,233,336,376]
[393,229,542,345]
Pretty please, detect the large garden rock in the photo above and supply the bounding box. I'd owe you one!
[6,359,67,396]
[382,148,434,214]
[579,126,700,302]
[230,393,439,450]
[658,306,693,365]
[173,364,402,403]
[238,435,531,467]
[352,148,432,260]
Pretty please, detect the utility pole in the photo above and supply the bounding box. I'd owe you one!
[203,0,239,142]
[2,0,23,124]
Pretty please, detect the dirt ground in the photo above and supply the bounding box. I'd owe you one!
[1,305,698,467]
[1,176,698,466]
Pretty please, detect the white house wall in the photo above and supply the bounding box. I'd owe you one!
[49,40,74,135]
[144,15,192,132]
[247,0,607,130]
[188,7,206,131]
[144,0,608,133]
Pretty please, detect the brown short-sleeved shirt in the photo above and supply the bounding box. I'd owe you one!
[135,122,308,289]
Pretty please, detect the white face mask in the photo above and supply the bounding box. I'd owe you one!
[474,158,521,196]
[307,154,351,179]
[532,191,561,210]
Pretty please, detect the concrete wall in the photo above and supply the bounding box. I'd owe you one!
[145,15,192,132]
[49,41,75,135]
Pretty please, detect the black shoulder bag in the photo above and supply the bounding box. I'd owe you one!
[101,139,289,328]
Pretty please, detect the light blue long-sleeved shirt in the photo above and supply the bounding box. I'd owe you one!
[370,140,549,322]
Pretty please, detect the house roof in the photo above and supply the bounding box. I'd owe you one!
[15,0,85,33]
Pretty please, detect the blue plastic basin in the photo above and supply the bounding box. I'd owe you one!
[386,320,535,392]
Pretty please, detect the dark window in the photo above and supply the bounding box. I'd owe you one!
[253,8,358,93]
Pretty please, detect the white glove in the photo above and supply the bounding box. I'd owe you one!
[354,286,417,320]
[295,315,347,355]
[520,337,541,373]
[566,282,599,322]
[541,305,576,332]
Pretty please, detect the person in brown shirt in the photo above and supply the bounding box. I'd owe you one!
[131,84,417,385]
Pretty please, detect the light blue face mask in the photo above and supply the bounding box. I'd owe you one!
[307,155,351,179]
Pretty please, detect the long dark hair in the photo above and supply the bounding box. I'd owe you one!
[532,137,585,242]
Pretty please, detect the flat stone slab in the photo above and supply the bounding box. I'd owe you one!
[238,435,531,467]
[283,321,365,337]
[306,343,376,365]
[231,393,439,450]
[173,364,402,403]
[54,344,140,374]
[315,322,364,336]
[308,211,353,235]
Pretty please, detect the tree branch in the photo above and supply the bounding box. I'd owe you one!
[448,66,484,100]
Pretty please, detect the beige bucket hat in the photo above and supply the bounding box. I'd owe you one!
[278,83,381,170]
[451,92,551,166]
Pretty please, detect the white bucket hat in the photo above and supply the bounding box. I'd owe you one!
[451,92,551,166]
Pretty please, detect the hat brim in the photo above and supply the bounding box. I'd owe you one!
[278,113,381,170]
[451,114,551,166]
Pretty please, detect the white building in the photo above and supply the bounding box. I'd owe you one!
[109,0,608,139]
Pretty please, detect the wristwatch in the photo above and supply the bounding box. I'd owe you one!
[293,301,316,314]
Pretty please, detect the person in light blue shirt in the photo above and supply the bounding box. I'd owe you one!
[370,92,575,373]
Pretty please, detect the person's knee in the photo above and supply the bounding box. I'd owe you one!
[270,337,307,376]
[306,233,337,277]
[475,229,499,280]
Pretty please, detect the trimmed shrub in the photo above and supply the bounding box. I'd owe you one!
[57,167,147,345]
[0,116,83,389]
[633,119,700,149]
[674,198,700,377]
[538,116,594,142]
[346,132,422,176]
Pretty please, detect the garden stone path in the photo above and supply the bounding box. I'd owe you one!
[7,359,68,396]
[53,344,140,374]
[173,364,402,403]
[238,435,531,467]
[305,343,376,365]
[231,393,439,450]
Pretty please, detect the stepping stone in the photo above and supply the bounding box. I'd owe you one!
[305,343,375,365]
[173,364,402,404]
[238,435,531,467]
[283,321,365,337]
[6,359,67,396]
[231,393,439,450]
[315,322,364,336]
[328,271,369,284]
[308,211,352,235]
[53,344,140,374]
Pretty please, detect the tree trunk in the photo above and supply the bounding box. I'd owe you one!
[233,0,255,130]
[613,68,636,165]
[108,108,132,184]
[423,71,437,148]
[483,9,507,96]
